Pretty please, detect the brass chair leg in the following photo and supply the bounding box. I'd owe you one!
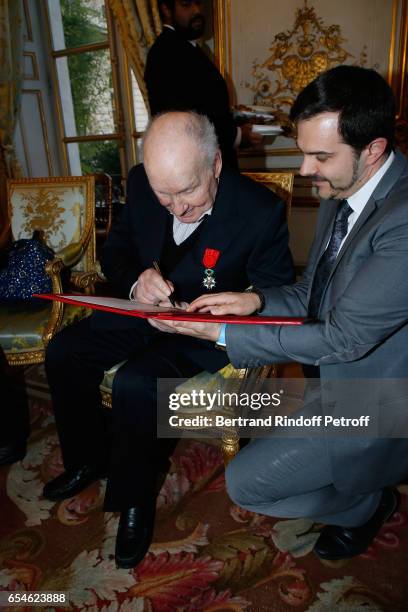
[221,430,240,466]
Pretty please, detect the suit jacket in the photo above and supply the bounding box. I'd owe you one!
[227,150,408,492]
[96,164,294,371]
[145,27,237,166]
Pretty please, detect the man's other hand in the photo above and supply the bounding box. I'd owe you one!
[187,291,260,315]
[148,318,221,342]
[133,268,174,304]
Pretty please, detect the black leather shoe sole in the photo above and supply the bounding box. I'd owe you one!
[314,488,400,560]
[43,466,107,502]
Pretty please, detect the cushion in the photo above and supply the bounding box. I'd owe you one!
[10,183,87,272]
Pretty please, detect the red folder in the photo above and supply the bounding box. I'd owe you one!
[34,293,306,325]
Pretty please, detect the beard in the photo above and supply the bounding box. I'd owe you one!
[311,153,362,199]
[174,15,205,40]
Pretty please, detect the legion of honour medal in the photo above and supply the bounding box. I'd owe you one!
[202,248,220,290]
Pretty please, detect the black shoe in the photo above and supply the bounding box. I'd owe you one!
[115,506,155,569]
[314,487,400,560]
[43,465,107,501]
[0,440,27,466]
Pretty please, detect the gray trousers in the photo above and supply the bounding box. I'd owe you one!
[225,437,381,527]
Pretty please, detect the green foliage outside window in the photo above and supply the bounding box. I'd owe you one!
[78,140,122,177]
[60,0,121,177]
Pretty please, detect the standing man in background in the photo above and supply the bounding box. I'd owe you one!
[145,0,260,167]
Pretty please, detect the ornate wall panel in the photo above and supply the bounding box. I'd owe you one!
[23,51,39,80]
[215,0,408,160]
[20,90,53,176]
[15,0,62,177]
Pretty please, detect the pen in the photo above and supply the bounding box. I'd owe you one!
[152,260,176,307]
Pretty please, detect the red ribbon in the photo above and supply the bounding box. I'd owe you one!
[202,248,220,269]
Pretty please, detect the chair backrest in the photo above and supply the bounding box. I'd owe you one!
[242,171,294,217]
[93,172,113,241]
[7,176,96,273]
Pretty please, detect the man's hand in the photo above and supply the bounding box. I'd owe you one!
[148,318,221,342]
[133,268,174,304]
[148,300,188,332]
[187,291,261,315]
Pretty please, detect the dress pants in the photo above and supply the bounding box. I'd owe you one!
[0,353,29,447]
[225,437,382,528]
[45,316,208,512]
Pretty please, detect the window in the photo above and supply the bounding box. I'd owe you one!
[45,0,149,190]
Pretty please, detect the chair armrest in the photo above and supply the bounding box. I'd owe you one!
[55,242,84,268]
[46,244,105,294]
[72,270,105,291]
[45,258,66,294]
[44,242,85,288]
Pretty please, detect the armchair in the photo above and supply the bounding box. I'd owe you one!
[0,176,98,366]
[93,172,113,252]
[99,171,294,464]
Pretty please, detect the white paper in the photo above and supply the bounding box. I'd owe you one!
[62,295,182,312]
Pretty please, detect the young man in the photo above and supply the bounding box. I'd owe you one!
[158,67,408,561]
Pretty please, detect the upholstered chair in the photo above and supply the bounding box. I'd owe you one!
[0,176,99,366]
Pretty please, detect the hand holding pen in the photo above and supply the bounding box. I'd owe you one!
[152,261,176,307]
[132,264,176,306]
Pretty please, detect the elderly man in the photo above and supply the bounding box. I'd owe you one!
[43,111,293,569]
[157,67,408,561]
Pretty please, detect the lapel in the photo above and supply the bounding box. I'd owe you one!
[308,151,408,306]
[194,168,245,256]
[332,150,408,274]
[314,200,338,262]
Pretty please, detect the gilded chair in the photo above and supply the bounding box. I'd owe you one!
[0,176,99,366]
[93,173,113,253]
[99,171,294,464]
[242,171,294,215]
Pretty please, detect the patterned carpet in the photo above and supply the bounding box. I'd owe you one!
[0,365,408,611]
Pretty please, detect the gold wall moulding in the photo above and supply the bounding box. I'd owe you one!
[393,0,407,155]
[247,0,365,113]
[23,52,39,80]
[23,0,33,42]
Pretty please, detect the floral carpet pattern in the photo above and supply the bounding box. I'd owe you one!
[0,366,408,611]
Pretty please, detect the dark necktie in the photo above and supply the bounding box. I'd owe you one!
[308,199,353,318]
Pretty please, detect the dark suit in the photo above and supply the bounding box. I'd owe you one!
[145,27,238,166]
[45,164,294,512]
